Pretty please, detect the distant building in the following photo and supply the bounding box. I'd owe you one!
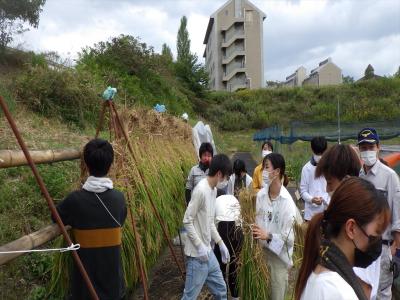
[284,66,307,87]
[203,0,266,92]
[302,58,342,87]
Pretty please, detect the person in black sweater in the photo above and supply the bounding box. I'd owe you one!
[54,139,127,300]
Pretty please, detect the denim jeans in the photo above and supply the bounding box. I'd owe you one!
[181,251,227,300]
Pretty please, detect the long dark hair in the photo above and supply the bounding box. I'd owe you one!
[295,177,390,299]
[233,159,246,177]
[263,153,289,187]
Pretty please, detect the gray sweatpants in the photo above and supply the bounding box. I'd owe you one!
[378,244,393,300]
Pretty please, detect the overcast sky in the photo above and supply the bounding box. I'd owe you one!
[13,0,400,82]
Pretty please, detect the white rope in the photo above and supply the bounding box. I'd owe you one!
[0,243,80,254]
[94,193,121,227]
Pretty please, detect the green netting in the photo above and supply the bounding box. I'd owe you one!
[253,119,400,144]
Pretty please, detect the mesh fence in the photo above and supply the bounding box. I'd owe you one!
[253,119,400,144]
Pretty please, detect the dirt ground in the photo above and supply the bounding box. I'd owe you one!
[130,245,213,300]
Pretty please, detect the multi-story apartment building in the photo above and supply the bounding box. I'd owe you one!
[203,0,266,92]
[302,58,342,87]
[284,66,307,87]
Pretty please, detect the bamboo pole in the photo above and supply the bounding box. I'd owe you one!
[0,149,81,168]
[0,224,71,265]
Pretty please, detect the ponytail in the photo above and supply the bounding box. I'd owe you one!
[283,174,289,187]
[295,212,324,300]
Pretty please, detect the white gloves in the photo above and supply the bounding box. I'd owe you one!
[218,241,231,264]
[197,244,210,262]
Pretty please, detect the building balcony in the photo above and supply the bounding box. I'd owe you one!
[222,50,245,65]
[220,18,244,31]
[223,67,246,82]
[228,83,248,92]
[221,33,245,48]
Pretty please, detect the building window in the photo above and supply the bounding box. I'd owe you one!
[225,10,228,16]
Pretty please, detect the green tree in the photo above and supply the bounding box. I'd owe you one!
[0,0,46,49]
[161,43,173,62]
[176,16,208,96]
[266,80,281,88]
[342,75,354,84]
[176,16,190,62]
[394,66,400,78]
[364,64,375,79]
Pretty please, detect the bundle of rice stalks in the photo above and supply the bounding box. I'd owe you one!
[47,108,196,298]
[292,221,305,269]
[237,189,271,299]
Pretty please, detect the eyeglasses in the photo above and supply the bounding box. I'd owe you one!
[355,222,382,244]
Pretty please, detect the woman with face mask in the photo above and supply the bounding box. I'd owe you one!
[252,141,274,193]
[295,177,390,300]
[316,144,382,299]
[252,153,296,300]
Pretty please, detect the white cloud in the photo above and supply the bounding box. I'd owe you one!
[11,0,400,81]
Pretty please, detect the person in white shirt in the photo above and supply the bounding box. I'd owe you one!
[227,159,252,198]
[300,136,329,221]
[252,153,298,300]
[182,154,232,300]
[357,127,400,300]
[295,177,390,300]
[214,194,242,300]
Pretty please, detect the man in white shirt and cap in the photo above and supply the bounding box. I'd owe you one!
[356,127,400,300]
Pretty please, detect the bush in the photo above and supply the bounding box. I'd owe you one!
[14,66,102,127]
[203,78,400,131]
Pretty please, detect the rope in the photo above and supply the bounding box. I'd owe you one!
[0,243,80,254]
[94,193,121,227]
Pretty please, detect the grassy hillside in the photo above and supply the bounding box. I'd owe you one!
[204,78,400,131]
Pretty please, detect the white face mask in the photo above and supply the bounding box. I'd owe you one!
[313,154,322,163]
[262,170,278,186]
[360,150,377,167]
[262,170,270,186]
[262,150,272,158]
[216,179,228,190]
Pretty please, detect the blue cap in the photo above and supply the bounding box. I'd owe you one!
[357,127,379,145]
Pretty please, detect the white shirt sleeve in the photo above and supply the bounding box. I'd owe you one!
[183,188,204,248]
[388,172,400,233]
[185,166,195,190]
[300,164,313,203]
[227,174,235,195]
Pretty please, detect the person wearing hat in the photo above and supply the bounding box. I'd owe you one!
[356,127,400,300]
